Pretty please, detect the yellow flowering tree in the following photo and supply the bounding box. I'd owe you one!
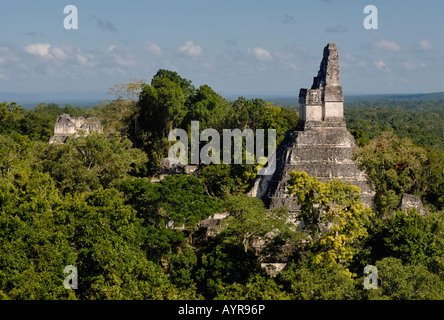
[287,170,374,271]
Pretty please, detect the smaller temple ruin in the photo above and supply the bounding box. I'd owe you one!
[49,114,103,144]
[398,194,428,216]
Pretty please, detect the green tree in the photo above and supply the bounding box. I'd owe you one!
[220,194,304,260]
[354,132,440,215]
[199,163,258,196]
[0,168,77,299]
[0,101,23,134]
[33,102,63,117]
[118,175,222,261]
[138,78,186,141]
[349,129,370,147]
[67,188,198,300]
[34,132,147,194]
[0,133,31,177]
[195,242,262,299]
[152,69,195,98]
[165,247,199,290]
[120,175,222,228]
[277,261,359,300]
[154,174,223,228]
[184,84,230,130]
[117,177,185,261]
[91,99,136,136]
[135,76,187,170]
[423,149,444,210]
[363,257,444,300]
[18,109,55,141]
[95,79,147,136]
[196,98,297,196]
[193,194,304,299]
[213,273,291,300]
[225,97,298,145]
[360,210,444,268]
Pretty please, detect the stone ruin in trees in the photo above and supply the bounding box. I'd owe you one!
[249,43,374,215]
[160,43,425,225]
[49,114,103,144]
[46,44,427,275]
[196,44,378,270]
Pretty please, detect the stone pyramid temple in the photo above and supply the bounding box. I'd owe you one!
[250,43,374,213]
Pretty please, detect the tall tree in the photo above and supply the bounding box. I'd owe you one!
[184,84,230,130]
[152,69,195,98]
[137,78,185,141]
[0,102,23,134]
[108,78,146,102]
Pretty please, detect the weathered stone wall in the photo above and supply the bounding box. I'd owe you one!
[399,194,427,216]
[299,43,345,126]
[49,114,103,144]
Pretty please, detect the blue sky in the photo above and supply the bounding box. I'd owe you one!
[0,0,443,98]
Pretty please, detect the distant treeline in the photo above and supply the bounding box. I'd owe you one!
[264,91,444,108]
[344,99,444,150]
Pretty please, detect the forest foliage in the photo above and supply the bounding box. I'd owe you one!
[0,71,443,300]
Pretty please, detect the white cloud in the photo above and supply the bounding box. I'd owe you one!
[24,43,69,62]
[144,41,162,56]
[76,52,95,67]
[249,47,272,61]
[107,45,117,53]
[76,54,88,66]
[402,62,415,70]
[374,60,388,70]
[0,45,20,69]
[373,39,401,52]
[179,41,203,58]
[417,40,432,51]
[24,43,51,58]
[50,47,67,60]
[106,45,138,67]
[114,54,137,67]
